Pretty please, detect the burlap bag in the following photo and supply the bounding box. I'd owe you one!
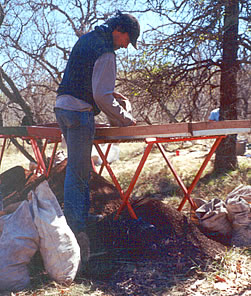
[226,184,251,204]
[226,195,250,230]
[226,185,251,247]
[195,198,232,235]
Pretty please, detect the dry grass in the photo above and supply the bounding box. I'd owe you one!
[171,248,251,296]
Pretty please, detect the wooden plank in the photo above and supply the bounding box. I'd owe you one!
[0,126,62,141]
[191,120,251,136]
[0,126,28,137]
[1,120,249,141]
[27,126,62,140]
[95,123,191,140]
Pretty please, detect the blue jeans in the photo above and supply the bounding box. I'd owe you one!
[55,108,95,233]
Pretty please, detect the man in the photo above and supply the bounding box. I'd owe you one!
[54,11,140,235]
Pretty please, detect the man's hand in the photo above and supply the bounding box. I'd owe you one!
[110,91,136,126]
[113,92,132,113]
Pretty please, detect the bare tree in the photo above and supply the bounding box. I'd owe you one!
[0,0,128,163]
[120,0,250,172]
[0,0,129,126]
[1,0,249,172]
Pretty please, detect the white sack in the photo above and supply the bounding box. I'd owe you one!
[31,181,80,285]
[195,198,232,235]
[0,201,39,292]
[231,224,251,247]
[92,143,120,166]
[226,184,251,204]
[226,185,251,247]
[226,195,250,229]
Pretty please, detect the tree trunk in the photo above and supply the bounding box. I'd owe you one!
[214,0,239,173]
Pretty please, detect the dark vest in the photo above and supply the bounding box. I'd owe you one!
[57,25,115,115]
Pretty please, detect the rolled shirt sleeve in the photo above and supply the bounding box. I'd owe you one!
[92,52,135,127]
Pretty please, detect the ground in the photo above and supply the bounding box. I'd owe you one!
[0,141,250,295]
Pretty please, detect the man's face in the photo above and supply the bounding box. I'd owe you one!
[112,30,130,50]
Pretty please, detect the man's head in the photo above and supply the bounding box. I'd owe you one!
[106,11,140,50]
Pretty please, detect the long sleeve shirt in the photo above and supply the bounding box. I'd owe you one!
[56,52,135,127]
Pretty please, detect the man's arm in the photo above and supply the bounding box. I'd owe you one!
[92,52,136,127]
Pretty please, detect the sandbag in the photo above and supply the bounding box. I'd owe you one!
[190,198,207,224]
[0,201,39,292]
[226,195,250,230]
[195,198,232,235]
[226,185,251,247]
[226,184,251,204]
[31,180,81,285]
[231,223,251,247]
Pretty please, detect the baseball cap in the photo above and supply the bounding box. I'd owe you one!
[118,13,140,49]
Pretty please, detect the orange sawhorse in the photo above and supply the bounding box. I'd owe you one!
[0,126,62,178]
[94,134,226,219]
[31,137,60,178]
[29,125,62,177]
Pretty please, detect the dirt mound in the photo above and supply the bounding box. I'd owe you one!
[82,198,224,279]
[80,195,225,295]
